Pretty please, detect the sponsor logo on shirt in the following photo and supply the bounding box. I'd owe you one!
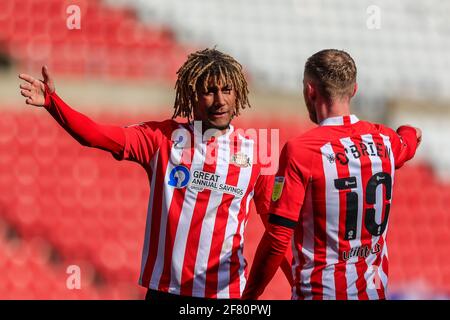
[189,170,244,198]
[168,165,190,188]
[342,243,381,261]
[230,152,251,168]
[271,176,285,201]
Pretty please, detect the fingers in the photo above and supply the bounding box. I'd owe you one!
[42,65,55,93]
[20,89,33,98]
[415,127,422,136]
[20,83,32,90]
[42,65,50,83]
[415,127,422,145]
[18,73,36,84]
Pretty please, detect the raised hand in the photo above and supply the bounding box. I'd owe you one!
[19,65,55,107]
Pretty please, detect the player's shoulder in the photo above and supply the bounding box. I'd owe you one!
[357,120,397,137]
[285,125,333,150]
[128,119,183,132]
[124,119,188,143]
[283,130,321,157]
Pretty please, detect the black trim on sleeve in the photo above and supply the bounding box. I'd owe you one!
[268,213,297,229]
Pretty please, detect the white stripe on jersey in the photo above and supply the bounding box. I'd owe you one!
[168,141,207,294]
[192,136,230,296]
[139,150,160,285]
[216,136,254,298]
[345,263,360,299]
[378,244,389,295]
[150,141,185,289]
[320,143,339,299]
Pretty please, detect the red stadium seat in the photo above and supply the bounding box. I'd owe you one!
[1,0,190,81]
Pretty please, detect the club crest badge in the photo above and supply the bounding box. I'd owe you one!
[325,153,335,164]
[230,152,251,168]
[271,176,285,201]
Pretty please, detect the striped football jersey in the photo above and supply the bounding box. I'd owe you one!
[116,119,273,298]
[270,115,418,300]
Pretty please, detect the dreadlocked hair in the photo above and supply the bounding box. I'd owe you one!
[172,48,250,121]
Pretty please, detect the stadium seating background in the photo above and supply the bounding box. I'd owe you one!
[0,0,449,299]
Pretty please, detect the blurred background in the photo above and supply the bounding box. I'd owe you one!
[0,0,449,299]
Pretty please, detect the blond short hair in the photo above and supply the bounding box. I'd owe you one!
[304,49,357,101]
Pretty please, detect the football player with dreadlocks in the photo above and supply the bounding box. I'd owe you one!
[18,48,292,300]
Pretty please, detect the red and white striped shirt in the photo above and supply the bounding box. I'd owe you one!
[117,119,273,298]
[270,115,418,300]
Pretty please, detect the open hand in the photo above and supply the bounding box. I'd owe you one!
[19,66,55,107]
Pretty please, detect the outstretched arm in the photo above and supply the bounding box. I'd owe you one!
[19,66,125,156]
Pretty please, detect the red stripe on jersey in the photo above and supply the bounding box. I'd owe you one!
[294,210,305,300]
[330,142,350,300]
[204,136,242,298]
[180,140,219,296]
[371,133,392,299]
[343,116,351,126]
[158,138,196,292]
[141,142,172,287]
[377,236,388,299]
[382,254,389,283]
[309,155,327,300]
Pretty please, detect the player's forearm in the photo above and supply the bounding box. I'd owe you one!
[242,223,292,300]
[259,214,294,286]
[280,256,294,286]
[44,89,125,155]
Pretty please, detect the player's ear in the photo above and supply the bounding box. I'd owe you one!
[306,82,316,100]
[351,83,358,97]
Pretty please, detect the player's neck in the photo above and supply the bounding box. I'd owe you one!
[316,100,351,123]
[190,120,231,138]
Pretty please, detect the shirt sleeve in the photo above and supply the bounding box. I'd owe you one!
[44,90,126,159]
[377,124,419,169]
[269,141,310,223]
[114,120,170,165]
[252,173,275,215]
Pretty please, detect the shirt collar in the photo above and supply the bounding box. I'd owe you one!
[188,121,234,142]
[319,114,359,127]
